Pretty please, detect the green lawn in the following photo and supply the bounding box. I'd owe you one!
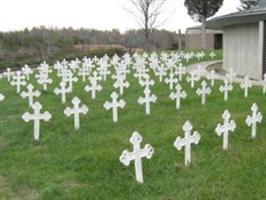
[1,53,266,200]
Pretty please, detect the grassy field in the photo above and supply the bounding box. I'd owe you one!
[1,52,266,200]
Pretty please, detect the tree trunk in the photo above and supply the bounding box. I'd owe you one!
[178,29,182,51]
[144,14,149,39]
[201,16,207,49]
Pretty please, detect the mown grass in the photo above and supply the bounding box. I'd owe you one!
[1,53,266,200]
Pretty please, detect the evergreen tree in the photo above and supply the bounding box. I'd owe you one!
[184,0,224,49]
[238,0,258,11]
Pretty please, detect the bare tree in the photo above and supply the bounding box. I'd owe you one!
[125,0,168,39]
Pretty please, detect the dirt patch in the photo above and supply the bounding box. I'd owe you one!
[63,179,84,190]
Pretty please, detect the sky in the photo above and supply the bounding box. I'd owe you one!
[0,0,241,33]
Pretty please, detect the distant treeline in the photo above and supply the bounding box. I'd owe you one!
[0,26,180,69]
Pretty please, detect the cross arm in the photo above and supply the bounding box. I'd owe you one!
[118,100,126,108]
[103,101,112,110]
[140,144,154,159]
[64,107,74,116]
[41,111,52,121]
[20,91,28,98]
[22,112,33,122]
[119,150,135,166]
[191,131,201,145]
[174,137,186,150]
[215,123,224,136]
[80,105,89,114]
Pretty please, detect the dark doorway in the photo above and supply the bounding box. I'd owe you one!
[214,34,223,49]
[263,21,266,76]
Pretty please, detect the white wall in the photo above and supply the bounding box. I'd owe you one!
[223,22,263,80]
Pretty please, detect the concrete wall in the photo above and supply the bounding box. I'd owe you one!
[185,33,215,49]
[223,22,263,79]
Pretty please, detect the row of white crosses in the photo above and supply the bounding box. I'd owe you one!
[119,120,201,184]
[17,66,264,127]
[216,103,263,150]
[22,96,89,140]
[4,53,266,101]
[120,102,263,184]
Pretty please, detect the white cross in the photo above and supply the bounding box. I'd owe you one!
[113,75,130,95]
[165,73,178,90]
[22,102,51,141]
[261,74,266,94]
[69,59,80,72]
[11,71,27,93]
[209,51,216,60]
[199,51,206,59]
[137,88,157,115]
[64,97,89,130]
[226,68,236,84]
[89,71,102,86]
[78,66,91,82]
[103,91,126,122]
[169,84,187,110]
[196,81,211,105]
[36,72,52,91]
[21,84,41,107]
[219,78,233,101]
[22,65,33,81]
[58,67,69,80]
[155,67,166,82]
[186,71,199,88]
[119,131,154,184]
[139,75,154,90]
[215,110,236,150]
[184,53,192,63]
[207,69,216,87]
[195,52,203,61]
[65,71,78,92]
[54,81,71,104]
[174,121,201,166]
[0,93,5,101]
[195,65,206,78]
[240,76,252,98]
[134,67,148,83]
[246,103,263,139]
[3,68,13,82]
[175,63,186,81]
[85,79,102,99]
[98,61,111,81]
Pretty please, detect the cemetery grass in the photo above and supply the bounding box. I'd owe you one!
[1,61,266,199]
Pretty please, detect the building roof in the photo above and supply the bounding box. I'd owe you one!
[186,25,223,34]
[207,0,266,29]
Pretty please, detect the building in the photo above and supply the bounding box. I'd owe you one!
[185,26,223,50]
[207,0,266,80]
